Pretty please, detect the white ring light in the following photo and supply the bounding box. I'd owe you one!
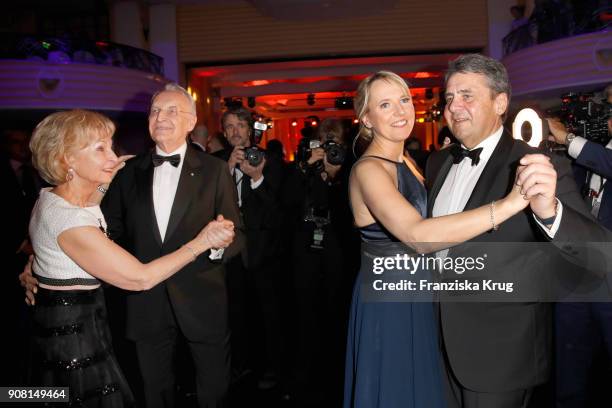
[512,108,543,147]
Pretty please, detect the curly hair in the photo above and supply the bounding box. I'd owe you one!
[30,110,115,185]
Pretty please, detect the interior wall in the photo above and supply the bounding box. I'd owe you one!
[486,0,516,59]
[177,0,487,64]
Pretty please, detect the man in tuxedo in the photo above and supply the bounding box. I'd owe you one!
[102,83,243,408]
[425,54,610,408]
[548,110,612,407]
[213,106,283,387]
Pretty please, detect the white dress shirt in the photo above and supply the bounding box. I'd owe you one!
[152,143,224,259]
[153,143,187,242]
[433,127,504,219]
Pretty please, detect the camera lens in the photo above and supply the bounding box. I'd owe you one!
[245,146,264,166]
[324,142,346,165]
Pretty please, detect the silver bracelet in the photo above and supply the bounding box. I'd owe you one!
[490,201,499,231]
[97,185,108,194]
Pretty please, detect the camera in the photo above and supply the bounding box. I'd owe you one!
[237,121,267,167]
[303,207,331,249]
[297,138,346,167]
[550,92,611,145]
[315,140,346,165]
[243,145,265,167]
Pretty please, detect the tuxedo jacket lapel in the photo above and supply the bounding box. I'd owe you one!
[463,131,514,211]
[165,147,201,243]
[136,155,162,246]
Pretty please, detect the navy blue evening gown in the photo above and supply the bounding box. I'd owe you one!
[344,156,446,408]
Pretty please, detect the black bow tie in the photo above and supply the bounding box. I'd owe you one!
[152,153,181,167]
[450,145,483,166]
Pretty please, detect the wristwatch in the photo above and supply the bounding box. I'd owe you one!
[565,132,576,146]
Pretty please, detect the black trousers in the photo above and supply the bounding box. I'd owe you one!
[225,255,282,375]
[290,226,350,404]
[441,338,535,408]
[135,325,229,408]
[459,388,533,408]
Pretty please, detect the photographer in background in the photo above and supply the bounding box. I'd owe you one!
[214,106,284,390]
[282,118,358,406]
[547,84,612,408]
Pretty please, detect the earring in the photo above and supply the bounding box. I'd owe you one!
[65,168,74,182]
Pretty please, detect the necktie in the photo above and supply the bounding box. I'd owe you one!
[450,145,483,166]
[152,153,180,167]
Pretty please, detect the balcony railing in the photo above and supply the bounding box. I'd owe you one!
[0,33,164,76]
[503,4,611,56]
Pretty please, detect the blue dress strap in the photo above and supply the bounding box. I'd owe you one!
[358,155,402,164]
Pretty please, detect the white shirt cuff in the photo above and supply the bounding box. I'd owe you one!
[209,248,224,260]
[567,136,588,159]
[250,175,264,190]
[533,198,563,238]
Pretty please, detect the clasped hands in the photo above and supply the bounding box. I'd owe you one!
[200,215,235,250]
[514,153,558,221]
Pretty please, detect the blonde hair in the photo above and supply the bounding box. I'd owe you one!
[353,71,410,154]
[30,110,115,185]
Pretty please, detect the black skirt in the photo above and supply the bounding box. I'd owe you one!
[30,287,134,407]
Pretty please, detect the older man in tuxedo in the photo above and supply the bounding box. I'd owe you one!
[426,54,610,408]
[102,83,243,408]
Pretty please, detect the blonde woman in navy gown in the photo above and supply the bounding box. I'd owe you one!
[27,110,234,407]
[344,72,530,407]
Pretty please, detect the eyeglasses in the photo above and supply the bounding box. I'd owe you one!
[149,106,194,118]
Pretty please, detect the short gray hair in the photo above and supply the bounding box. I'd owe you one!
[151,83,196,114]
[446,54,511,120]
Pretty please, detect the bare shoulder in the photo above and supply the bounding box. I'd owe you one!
[352,157,395,180]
